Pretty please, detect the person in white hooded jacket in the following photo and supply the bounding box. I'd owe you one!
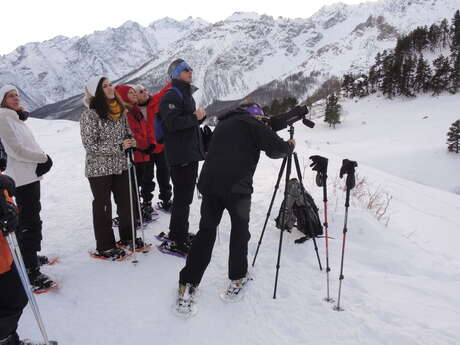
[0,85,56,293]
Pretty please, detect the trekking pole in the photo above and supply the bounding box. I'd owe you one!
[129,150,149,254]
[126,149,138,264]
[309,155,332,302]
[1,190,52,345]
[252,155,287,267]
[293,153,322,271]
[333,159,357,311]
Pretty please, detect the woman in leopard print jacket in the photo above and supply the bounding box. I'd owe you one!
[80,76,141,261]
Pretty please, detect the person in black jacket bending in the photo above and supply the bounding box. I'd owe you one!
[176,102,295,304]
[158,59,206,256]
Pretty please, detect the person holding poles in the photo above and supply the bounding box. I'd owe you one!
[80,76,141,261]
[0,174,57,345]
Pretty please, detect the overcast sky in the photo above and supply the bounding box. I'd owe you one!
[0,0,372,55]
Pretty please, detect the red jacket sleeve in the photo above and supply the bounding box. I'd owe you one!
[126,110,149,151]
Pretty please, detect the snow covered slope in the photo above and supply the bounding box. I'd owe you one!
[16,94,460,345]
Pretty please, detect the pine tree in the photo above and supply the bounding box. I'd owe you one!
[449,52,460,94]
[432,55,451,95]
[451,10,460,53]
[400,55,416,96]
[414,55,432,93]
[342,74,355,97]
[324,93,341,128]
[381,53,396,98]
[446,120,460,153]
[440,19,450,48]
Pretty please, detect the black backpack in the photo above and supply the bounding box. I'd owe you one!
[275,178,323,240]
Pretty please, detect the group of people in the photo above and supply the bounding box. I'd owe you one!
[0,57,295,343]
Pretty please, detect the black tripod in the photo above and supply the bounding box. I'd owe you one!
[252,125,323,299]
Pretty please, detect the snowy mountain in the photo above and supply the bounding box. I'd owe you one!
[31,0,460,120]
[18,93,460,344]
[0,17,208,109]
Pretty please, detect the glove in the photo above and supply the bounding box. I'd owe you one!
[36,155,53,177]
[309,155,328,187]
[339,159,358,190]
[142,143,156,155]
[0,158,6,172]
[0,200,19,236]
[17,110,30,121]
[0,174,15,197]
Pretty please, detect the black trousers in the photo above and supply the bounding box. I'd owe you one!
[151,151,172,202]
[0,265,28,340]
[179,193,251,286]
[134,161,155,203]
[15,181,42,272]
[169,162,198,245]
[88,170,135,251]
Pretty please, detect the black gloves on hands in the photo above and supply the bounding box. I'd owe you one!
[0,200,18,236]
[36,155,53,177]
[0,175,15,197]
[0,174,18,236]
[309,155,328,187]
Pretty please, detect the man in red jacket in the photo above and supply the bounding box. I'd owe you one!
[135,84,173,213]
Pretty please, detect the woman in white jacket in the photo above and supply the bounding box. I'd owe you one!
[0,85,55,293]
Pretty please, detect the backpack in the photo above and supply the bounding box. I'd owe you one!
[292,189,323,238]
[275,178,323,240]
[155,86,183,144]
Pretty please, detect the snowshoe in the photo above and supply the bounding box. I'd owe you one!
[38,255,59,266]
[220,274,252,302]
[28,270,58,295]
[157,240,189,258]
[0,333,58,345]
[117,238,152,253]
[20,340,58,345]
[89,247,131,262]
[157,200,172,213]
[155,232,196,247]
[173,283,198,318]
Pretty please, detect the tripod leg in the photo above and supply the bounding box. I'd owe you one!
[293,152,323,271]
[272,153,293,298]
[131,156,148,253]
[252,156,287,267]
[7,233,52,345]
[273,229,285,299]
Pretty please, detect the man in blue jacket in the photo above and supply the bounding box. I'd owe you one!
[158,59,206,256]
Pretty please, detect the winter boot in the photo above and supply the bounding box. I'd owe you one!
[157,200,172,212]
[117,237,151,252]
[157,240,189,258]
[174,283,198,317]
[27,269,57,294]
[221,274,252,302]
[90,247,129,261]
